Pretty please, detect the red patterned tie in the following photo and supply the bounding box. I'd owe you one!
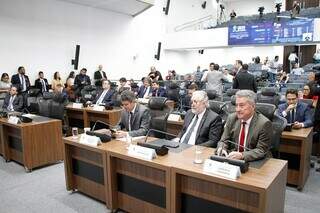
[239,122,246,152]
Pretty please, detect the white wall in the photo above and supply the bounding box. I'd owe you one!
[0,0,169,83]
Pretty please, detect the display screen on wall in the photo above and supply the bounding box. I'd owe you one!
[228,18,314,45]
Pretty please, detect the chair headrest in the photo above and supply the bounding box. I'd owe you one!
[168,82,179,89]
[42,92,54,100]
[230,95,236,105]
[226,89,239,96]
[83,85,96,91]
[256,103,276,120]
[28,88,40,97]
[261,87,277,96]
[148,97,167,110]
[206,90,217,99]
[209,100,225,114]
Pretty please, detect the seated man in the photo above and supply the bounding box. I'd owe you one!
[90,79,115,106]
[2,85,24,112]
[137,77,152,98]
[151,80,166,97]
[216,90,272,162]
[277,89,313,129]
[115,90,151,137]
[181,83,198,111]
[177,91,223,147]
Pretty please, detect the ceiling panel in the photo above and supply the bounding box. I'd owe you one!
[55,0,154,16]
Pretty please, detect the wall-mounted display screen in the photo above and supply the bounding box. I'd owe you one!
[228,18,314,45]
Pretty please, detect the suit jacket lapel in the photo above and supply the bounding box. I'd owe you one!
[131,104,139,126]
[195,109,208,139]
[246,112,258,148]
[234,119,241,145]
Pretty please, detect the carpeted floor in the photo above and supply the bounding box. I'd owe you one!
[0,157,319,213]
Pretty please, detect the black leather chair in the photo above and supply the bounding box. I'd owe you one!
[166,83,180,102]
[38,93,53,117]
[257,87,281,106]
[209,100,227,124]
[206,90,220,100]
[80,85,97,102]
[222,88,239,102]
[148,97,171,138]
[27,88,41,113]
[256,102,287,157]
[222,95,236,114]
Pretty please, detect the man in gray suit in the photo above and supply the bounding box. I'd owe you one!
[115,90,151,137]
[216,90,272,162]
[2,86,24,112]
[177,91,223,147]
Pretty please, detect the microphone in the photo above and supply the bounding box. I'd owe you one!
[144,129,177,144]
[209,155,249,173]
[220,139,252,152]
[86,120,118,143]
[91,120,117,132]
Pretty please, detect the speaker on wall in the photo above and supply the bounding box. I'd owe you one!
[154,42,162,60]
[198,49,204,54]
[163,0,171,15]
[71,44,80,70]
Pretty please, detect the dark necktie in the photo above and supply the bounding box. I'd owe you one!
[291,109,295,123]
[21,75,26,91]
[239,122,246,152]
[181,115,199,144]
[128,112,133,131]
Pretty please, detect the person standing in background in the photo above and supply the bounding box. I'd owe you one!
[11,66,30,108]
[94,65,107,87]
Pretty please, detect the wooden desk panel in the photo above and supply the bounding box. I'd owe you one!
[0,117,63,171]
[280,127,313,190]
[166,120,183,136]
[107,140,173,213]
[171,146,287,213]
[65,104,122,128]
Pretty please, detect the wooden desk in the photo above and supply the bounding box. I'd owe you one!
[63,135,287,213]
[0,116,63,172]
[280,127,313,190]
[171,146,287,213]
[107,140,175,213]
[63,136,114,207]
[65,104,122,128]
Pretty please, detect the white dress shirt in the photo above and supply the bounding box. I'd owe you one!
[180,109,206,145]
[143,87,151,98]
[96,89,108,105]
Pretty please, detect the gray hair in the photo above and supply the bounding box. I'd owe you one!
[235,90,256,106]
[120,90,136,103]
[191,90,209,107]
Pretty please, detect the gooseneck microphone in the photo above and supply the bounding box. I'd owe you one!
[86,120,118,143]
[144,128,178,144]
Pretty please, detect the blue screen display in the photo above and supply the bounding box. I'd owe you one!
[228,19,314,45]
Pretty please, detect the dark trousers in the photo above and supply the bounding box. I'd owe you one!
[21,91,28,109]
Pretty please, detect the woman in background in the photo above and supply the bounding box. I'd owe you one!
[52,71,64,91]
[0,73,11,99]
[65,71,75,102]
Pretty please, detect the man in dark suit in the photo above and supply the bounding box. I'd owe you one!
[2,86,24,112]
[137,77,152,98]
[177,91,223,147]
[34,71,49,94]
[11,66,31,107]
[94,65,107,87]
[151,81,166,97]
[115,90,151,137]
[277,89,313,128]
[91,80,115,106]
[233,64,257,92]
[74,68,91,97]
[216,90,272,162]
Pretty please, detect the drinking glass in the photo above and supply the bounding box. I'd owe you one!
[72,127,78,139]
[194,146,203,164]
